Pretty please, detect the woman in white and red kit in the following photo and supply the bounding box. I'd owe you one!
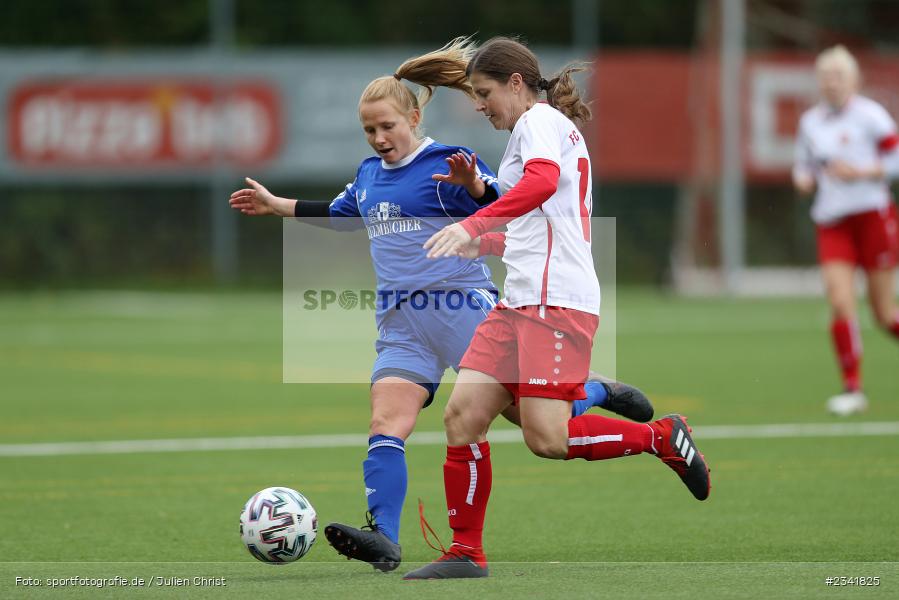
[793,46,899,416]
[403,37,712,581]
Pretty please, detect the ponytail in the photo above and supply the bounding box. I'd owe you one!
[394,35,478,108]
[544,62,592,128]
[468,37,593,128]
[358,36,477,135]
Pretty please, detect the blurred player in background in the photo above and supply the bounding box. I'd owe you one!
[403,37,710,580]
[793,45,899,416]
[229,38,650,573]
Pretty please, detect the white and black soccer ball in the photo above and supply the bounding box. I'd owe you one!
[239,486,317,564]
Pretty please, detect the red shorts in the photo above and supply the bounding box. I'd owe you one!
[458,304,599,403]
[816,204,899,271]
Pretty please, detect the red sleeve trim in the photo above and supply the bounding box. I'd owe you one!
[461,160,561,237]
[878,133,899,152]
[478,232,507,256]
[460,219,481,240]
[523,157,561,171]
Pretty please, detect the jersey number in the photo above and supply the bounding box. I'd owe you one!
[578,157,591,242]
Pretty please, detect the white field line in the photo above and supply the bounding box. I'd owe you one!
[1,421,898,458]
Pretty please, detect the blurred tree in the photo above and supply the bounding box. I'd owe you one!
[600,0,700,48]
[234,0,699,49]
[4,1,898,53]
[746,0,899,50]
[0,0,208,46]
[0,0,703,49]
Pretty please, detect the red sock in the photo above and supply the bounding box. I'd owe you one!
[444,441,491,567]
[565,414,655,460]
[830,317,862,392]
[888,313,899,340]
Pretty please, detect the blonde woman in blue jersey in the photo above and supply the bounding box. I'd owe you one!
[229,37,652,573]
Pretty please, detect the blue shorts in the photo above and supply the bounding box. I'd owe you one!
[371,288,498,407]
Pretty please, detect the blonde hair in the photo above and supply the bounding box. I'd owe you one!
[815,45,860,79]
[358,36,478,134]
[466,37,593,128]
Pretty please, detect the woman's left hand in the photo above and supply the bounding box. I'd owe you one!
[432,151,479,187]
[827,160,883,181]
[424,222,473,259]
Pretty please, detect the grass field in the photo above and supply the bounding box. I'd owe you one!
[1,289,898,599]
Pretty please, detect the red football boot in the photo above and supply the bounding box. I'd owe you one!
[650,414,711,501]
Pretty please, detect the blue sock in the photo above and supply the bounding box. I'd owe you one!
[571,380,609,417]
[362,435,407,544]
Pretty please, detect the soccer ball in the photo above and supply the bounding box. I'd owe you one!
[239,486,317,564]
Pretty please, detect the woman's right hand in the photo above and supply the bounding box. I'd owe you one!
[456,237,482,259]
[792,171,816,195]
[424,222,474,259]
[229,177,292,217]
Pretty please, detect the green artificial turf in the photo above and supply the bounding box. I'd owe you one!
[1,290,897,598]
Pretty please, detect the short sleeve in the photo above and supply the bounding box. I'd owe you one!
[866,102,898,149]
[329,179,361,218]
[329,175,363,231]
[519,109,563,168]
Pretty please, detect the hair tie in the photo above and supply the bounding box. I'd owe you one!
[393,73,402,81]
[537,77,550,91]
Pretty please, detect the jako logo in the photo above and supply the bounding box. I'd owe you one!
[528,378,548,385]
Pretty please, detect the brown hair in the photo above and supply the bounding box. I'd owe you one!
[358,36,477,134]
[466,36,592,127]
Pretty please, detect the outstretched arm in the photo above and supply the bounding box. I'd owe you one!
[293,198,333,227]
[229,177,333,228]
[229,177,296,217]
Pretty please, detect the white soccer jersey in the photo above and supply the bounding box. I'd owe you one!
[794,95,898,224]
[498,103,600,315]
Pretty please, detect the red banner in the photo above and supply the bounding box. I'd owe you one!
[590,51,899,183]
[591,52,695,182]
[7,80,282,168]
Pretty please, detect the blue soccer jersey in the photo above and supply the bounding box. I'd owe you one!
[329,137,500,315]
